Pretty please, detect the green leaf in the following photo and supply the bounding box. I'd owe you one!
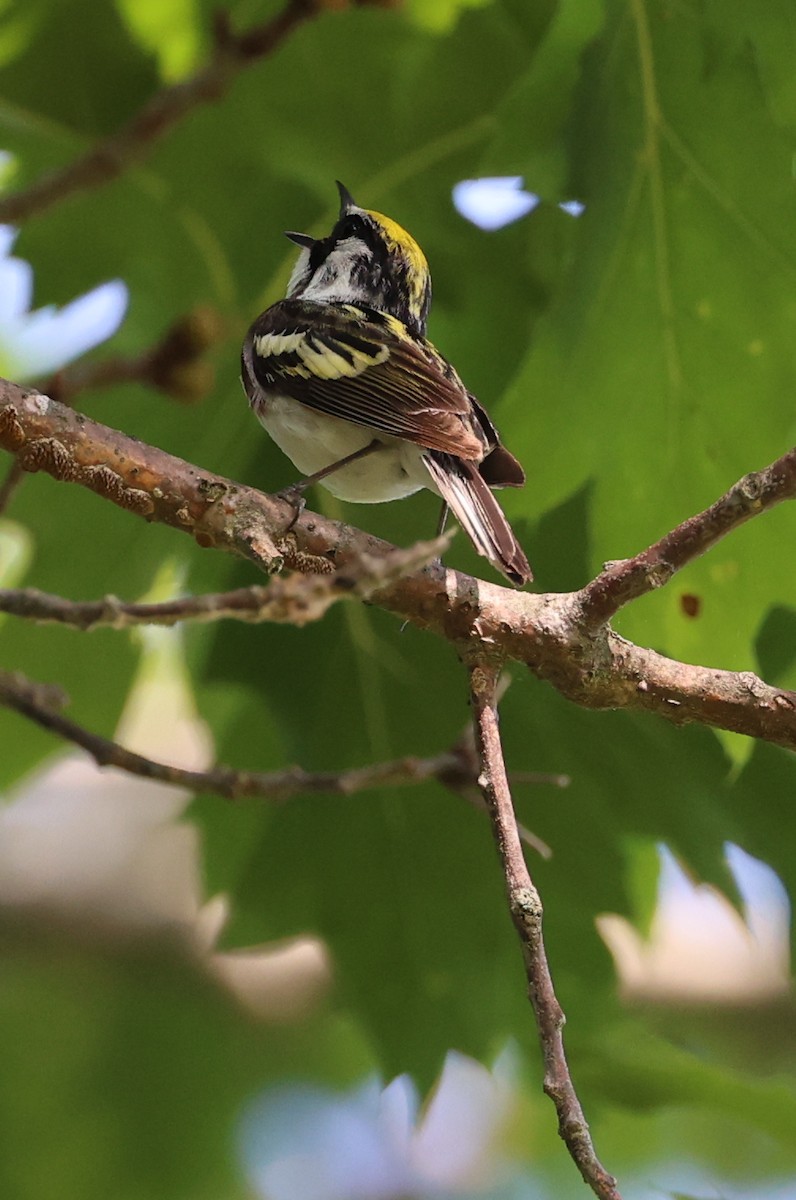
[0,918,372,1200]
[114,0,204,81]
[501,0,796,703]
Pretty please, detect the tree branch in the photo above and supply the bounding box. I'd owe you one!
[0,307,223,516]
[0,580,340,630]
[0,669,564,841]
[0,0,319,225]
[2,377,796,748]
[0,534,453,631]
[577,448,796,626]
[469,659,622,1200]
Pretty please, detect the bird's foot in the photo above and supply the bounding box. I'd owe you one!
[276,484,308,532]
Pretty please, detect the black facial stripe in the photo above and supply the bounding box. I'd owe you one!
[332,213,368,241]
[353,249,422,334]
[308,237,333,272]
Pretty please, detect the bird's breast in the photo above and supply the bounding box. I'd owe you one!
[254,392,430,503]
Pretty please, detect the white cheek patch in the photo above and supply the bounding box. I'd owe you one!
[286,248,311,298]
[303,265,351,301]
[300,238,370,303]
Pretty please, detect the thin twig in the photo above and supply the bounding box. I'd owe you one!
[0,0,318,225]
[468,659,622,1200]
[0,581,344,631]
[0,459,23,512]
[0,533,455,631]
[0,669,564,830]
[577,447,796,627]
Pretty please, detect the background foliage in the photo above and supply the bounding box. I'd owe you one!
[0,0,795,1197]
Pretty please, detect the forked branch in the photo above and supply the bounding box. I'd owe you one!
[0,669,562,851]
[2,377,795,748]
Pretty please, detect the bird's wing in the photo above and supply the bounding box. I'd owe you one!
[422,452,532,586]
[242,299,484,460]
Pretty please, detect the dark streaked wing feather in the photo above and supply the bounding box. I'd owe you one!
[468,397,525,487]
[479,445,525,488]
[242,299,484,459]
[423,452,532,586]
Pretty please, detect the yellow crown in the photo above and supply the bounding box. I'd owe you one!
[366,208,430,319]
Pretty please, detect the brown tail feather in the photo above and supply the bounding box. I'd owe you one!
[423,452,532,586]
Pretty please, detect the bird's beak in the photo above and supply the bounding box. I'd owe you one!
[336,180,357,214]
[284,231,316,249]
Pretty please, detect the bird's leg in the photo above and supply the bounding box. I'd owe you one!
[431,501,452,570]
[278,439,382,529]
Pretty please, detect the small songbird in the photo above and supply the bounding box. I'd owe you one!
[241,182,532,585]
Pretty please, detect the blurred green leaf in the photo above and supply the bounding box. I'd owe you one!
[501,0,796,696]
[114,0,204,81]
[0,917,374,1200]
[756,604,796,689]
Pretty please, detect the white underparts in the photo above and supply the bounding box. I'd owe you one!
[253,391,433,503]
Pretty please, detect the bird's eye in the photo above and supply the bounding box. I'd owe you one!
[337,215,364,240]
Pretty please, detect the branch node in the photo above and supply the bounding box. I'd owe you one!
[737,472,764,503]
[145,306,224,403]
[645,560,673,589]
[737,670,768,699]
[509,883,542,931]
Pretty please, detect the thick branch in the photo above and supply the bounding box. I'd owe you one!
[469,660,621,1200]
[0,0,317,224]
[0,308,222,517]
[2,377,796,748]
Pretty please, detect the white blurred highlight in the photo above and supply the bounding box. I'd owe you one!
[453,177,540,231]
[598,845,791,1003]
[0,225,128,378]
[239,1051,518,1200]
[452,176,585,230]
[559,199,585,217]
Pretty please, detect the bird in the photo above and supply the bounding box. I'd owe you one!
[240,181,532,585]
